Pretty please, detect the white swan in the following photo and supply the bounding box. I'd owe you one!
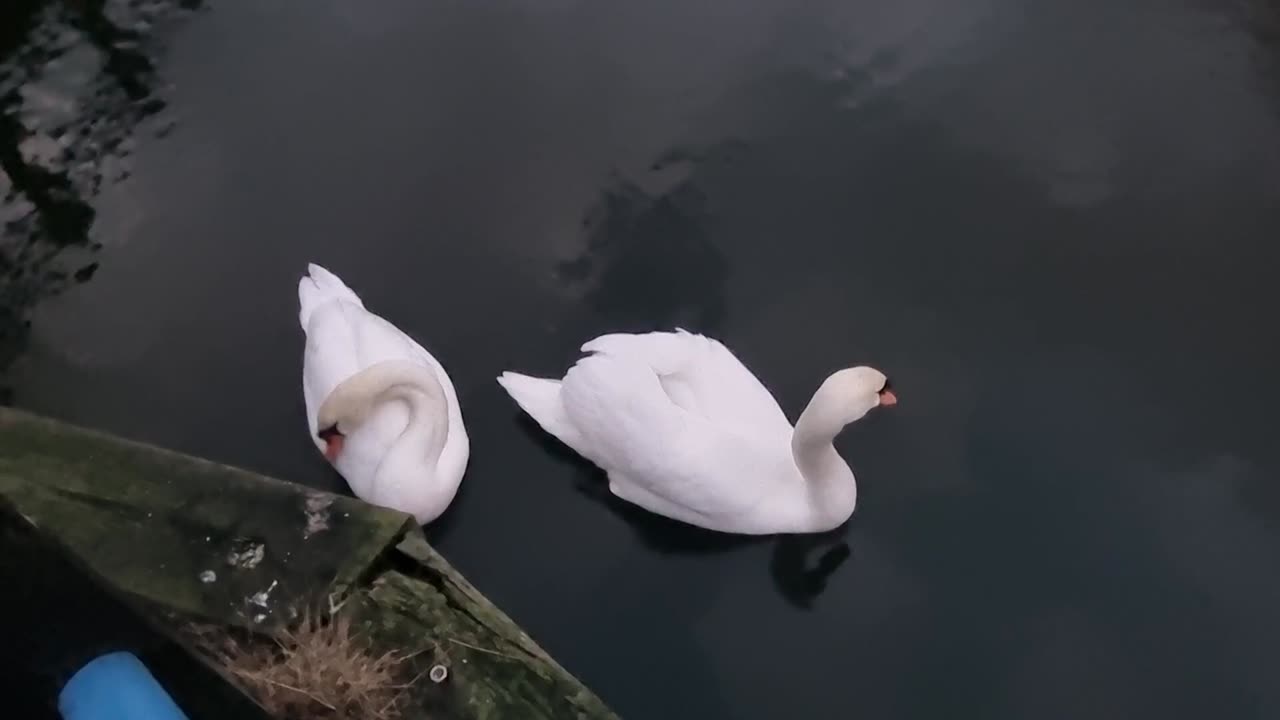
[497,330,895,535]
[298,264,468,524]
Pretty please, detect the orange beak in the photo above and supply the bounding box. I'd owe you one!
[318,426,345,462]
[323,434,345,462]
[878,389,898,407]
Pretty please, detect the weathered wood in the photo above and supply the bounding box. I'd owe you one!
[0,408,618,719]
[0,408,411,628]
[348,533,618,719]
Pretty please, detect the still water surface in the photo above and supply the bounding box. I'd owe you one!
[3,0,1280,717]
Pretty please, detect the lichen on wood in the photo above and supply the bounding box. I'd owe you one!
[0,408,617,719]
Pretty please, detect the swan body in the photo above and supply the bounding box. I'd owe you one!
[498,330,895,534]
[299,264,468,523]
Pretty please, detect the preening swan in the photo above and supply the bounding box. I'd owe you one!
[299,263,468,524]
[498,330,894,535]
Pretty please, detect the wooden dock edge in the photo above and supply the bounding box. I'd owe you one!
[0,408,618,719]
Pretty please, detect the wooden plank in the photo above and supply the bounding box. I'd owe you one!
[0,407,618,719]
[0,407,410,627]
[345,533,619,719]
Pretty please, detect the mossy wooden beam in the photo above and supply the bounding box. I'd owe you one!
[0,408,409,627]
[0,408,618,719]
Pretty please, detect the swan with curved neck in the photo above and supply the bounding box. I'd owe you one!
[299,264,469,524]
[788,366,896,531]
[317,360,450,505]
[497,330,894,535]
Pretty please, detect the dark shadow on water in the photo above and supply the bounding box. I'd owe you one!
[557,154,732,334]
[770,528,852,610]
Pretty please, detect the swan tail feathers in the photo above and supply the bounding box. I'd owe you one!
[298,263,364,329]
[496,372,584,450]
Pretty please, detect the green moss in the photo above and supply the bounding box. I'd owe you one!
[0,408,616,719]
[346,567,617,720]
[0,408,407,625]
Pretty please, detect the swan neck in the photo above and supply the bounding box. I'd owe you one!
[790,386,857,525]
[337,361,449,463]
[382,364,448,464]
[792,390,843,467]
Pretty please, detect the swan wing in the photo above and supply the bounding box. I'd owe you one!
[580,329,793,437]
[560,352,784,521]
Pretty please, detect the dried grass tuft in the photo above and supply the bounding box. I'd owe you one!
[192,611,414,719]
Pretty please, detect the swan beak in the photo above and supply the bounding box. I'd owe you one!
[318,425,345,462]
[878,389,898,407]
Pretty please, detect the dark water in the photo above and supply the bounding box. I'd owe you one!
[4,0,1280,717]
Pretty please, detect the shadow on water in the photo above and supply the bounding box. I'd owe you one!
[0,0,198,403]
[556,152,732,335]
[768,528,852,609]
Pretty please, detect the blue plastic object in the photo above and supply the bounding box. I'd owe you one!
[58,651,190,720]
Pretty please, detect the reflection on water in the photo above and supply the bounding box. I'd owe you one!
[0,0,196,402]
[558,149,732,333]
[770,531,851,610]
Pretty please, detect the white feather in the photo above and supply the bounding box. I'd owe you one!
[299,264,469,523]
[498,330,891,534]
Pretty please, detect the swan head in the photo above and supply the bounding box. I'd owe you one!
[316,392,373,462]
[819,366,897,424]
[316,424,344,462]
[313,360,447,466]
